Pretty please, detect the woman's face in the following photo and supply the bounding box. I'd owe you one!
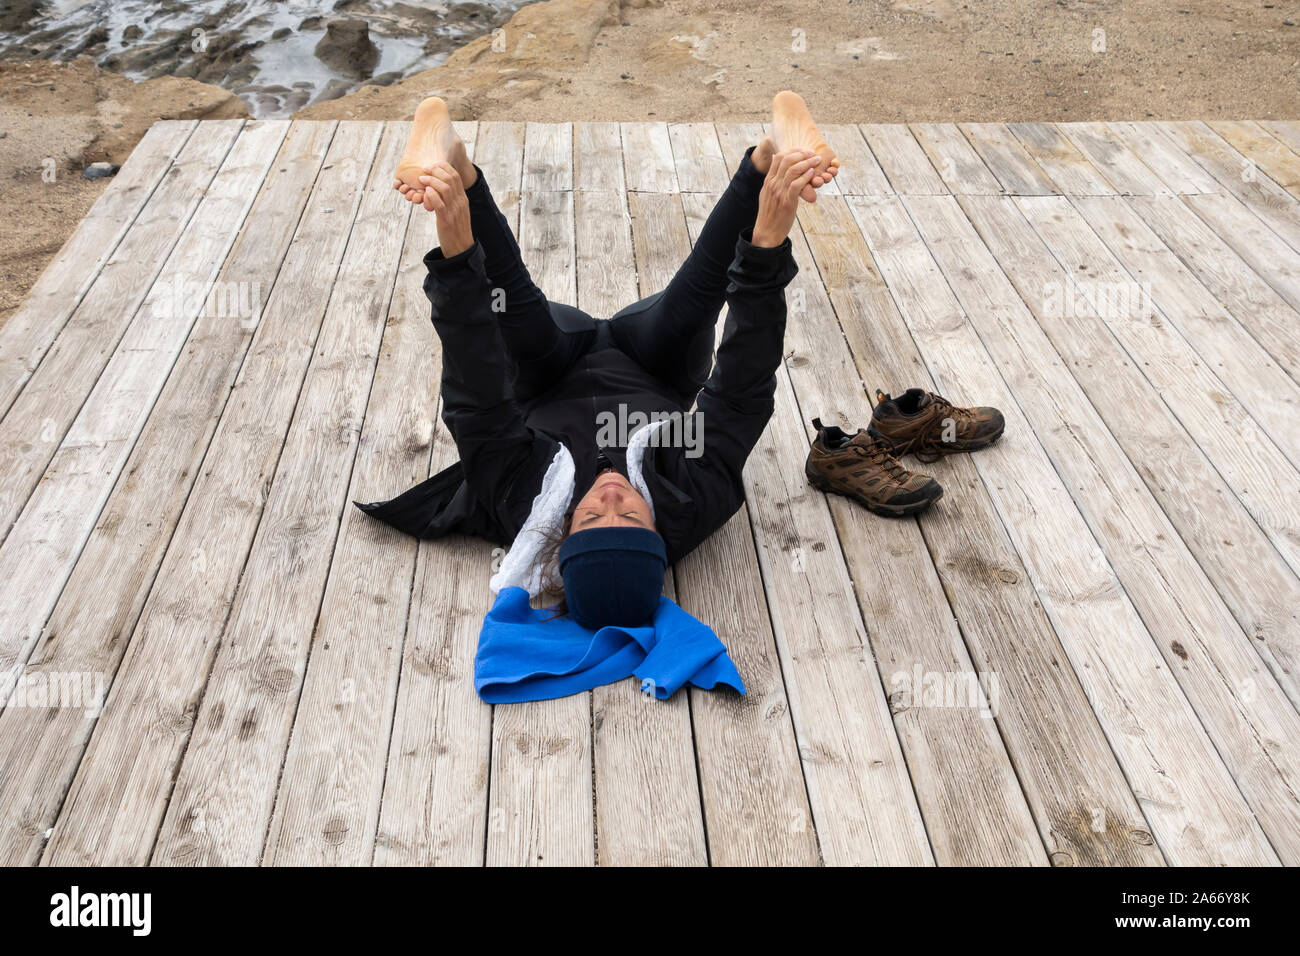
[569,470,655,533]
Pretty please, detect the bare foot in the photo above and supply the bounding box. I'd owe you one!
[771,90,839,201]
[393,97,475,204]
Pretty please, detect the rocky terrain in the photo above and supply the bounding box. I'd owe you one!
[1,0,519,117]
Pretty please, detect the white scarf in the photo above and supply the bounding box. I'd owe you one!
[489,419,670,596]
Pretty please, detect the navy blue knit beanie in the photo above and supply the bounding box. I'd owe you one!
[558,527,667,629]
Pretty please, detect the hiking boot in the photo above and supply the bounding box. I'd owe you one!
[805,417,943,517]
[868,388,1004,462]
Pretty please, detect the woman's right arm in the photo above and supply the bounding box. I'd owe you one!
[425,242,553,536]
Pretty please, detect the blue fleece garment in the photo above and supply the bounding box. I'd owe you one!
[475,587,746,703]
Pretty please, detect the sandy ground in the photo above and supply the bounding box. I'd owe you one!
[3,0,1299,330]
[299,0,1300,122]
[0,57,247,329]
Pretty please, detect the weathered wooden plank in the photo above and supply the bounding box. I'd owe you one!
[523,121,572,192]
[574,188,634,322]
[1057,122,1172,195]
[42,121,383,866]
[713,123,765,185]
[1131,193,1300,386]
[1107,121,1221,194]
[1007,123,1117,196]
[1073,195,1300,472]
[263,122,479,866]
[0,119,270,708]
[474,121,525,217]
[1181,190,1300,323]
[0,121,243,547]
[1256,120,1300,158]
[1155,121,1300,253]
[142,123,406,866]
[372,477,492,864]
[816,123,890,195]
[861,123,946,194]
[959,123,1057,195]
[0,121,333,867]
[372,480,494,866]
[797,194,1155,866]
[620,122,678,193]
[587,187,709,866]
[1020,195,1300,585]
[910,122,1004,195]
[574,122,625,192]
[962,189,1300,708]
[0,120,197,416]
[520,190,575,307]
[375,123,502,867]
[668,123,727,193]
[1209,120,1300,198]
[897,193,1300,864]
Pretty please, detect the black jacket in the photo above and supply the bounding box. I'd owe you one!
[356,231,798,565]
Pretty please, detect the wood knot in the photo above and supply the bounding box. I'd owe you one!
[322,816,349,846]
[253,661,299,694]
[888,689,909,715]
[1125,827,1155,846]
[161,711,194,735]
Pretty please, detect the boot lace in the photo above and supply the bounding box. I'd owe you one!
[906,392,971,463]
[856,433,910,482]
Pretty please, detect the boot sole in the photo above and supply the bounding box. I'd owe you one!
[806,468,943,517]
[868,424,1005,457]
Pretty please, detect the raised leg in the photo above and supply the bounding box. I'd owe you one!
[461,171,595,398]
[398,98,593,398]
[609,142,771,402]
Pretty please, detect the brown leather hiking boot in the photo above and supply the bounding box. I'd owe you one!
[805,417,943,517]
[869,388,1005,462]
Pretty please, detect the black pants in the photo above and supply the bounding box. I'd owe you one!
[464,145,767,405]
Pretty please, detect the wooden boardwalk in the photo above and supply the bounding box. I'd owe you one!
[1,118,1299,866]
